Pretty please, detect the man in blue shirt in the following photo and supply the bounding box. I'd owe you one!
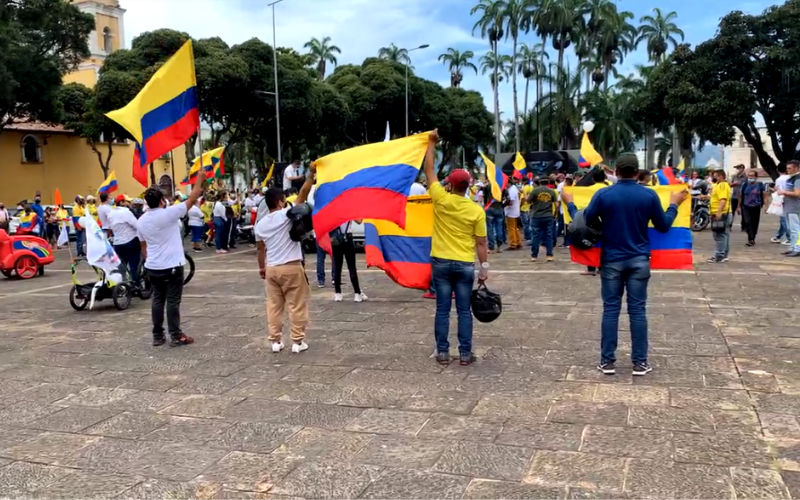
[31,194,45,238]
[561,154,687,376]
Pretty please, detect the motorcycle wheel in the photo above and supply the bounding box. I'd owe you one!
[692,211,710,232]
[183,253,195,285]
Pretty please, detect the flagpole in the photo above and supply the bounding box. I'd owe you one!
[169,151,176,198]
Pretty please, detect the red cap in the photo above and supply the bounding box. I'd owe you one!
[115,194,131,204]
[445,169,471,189]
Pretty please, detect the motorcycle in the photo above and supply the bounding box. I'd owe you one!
[692,198,710,232]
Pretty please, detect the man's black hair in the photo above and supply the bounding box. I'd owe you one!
[637,171,651,183]
[265,188,285,210]
[144,187,163,209]
[788,160,800,168]
[289,187,299,195]
[778,163,788,174]
[564,177,574,186]
[99,193,108,203]
[591,168,607,183]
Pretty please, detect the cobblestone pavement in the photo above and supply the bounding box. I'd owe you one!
[0,218,799,499]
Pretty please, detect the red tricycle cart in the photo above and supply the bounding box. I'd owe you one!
[0,229,55,279]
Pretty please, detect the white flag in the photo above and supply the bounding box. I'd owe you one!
[82,216,125,284]
[384,121,390,142]
[56,224,69,247]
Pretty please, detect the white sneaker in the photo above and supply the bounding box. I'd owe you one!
[354,293,368,303]
[334,293,343,302]
[782,240,792,246]
[271,341,284,353]
[771,237,781,243]
[291,341,309,353]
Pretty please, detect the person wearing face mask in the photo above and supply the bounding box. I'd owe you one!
[31,194,45,238]
[213,192,229,253]
[137,177,205,347]
[737,169,769,246]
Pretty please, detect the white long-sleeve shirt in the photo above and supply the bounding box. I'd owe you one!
[213,201,227,219]
[107,207,139,246]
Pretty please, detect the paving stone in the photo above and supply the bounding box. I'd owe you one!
[417,412,504,442]
[353,435,448,468]
[224,380,292,400]
[73,437,160,473]
[547,402,628,426]
[361,468,470,499]
[185,360,252,377]
[125,443,229,481]
[593,384,669,405]
[761,413,800,439]
[0,461,75,496]
[0,426,43,453]
[143,416,235,444]
[275,382,354,404]
[167,376,246,395]
[31,471,143,498]
[752,393,800,416]
[463,479,563,499]
[272,428,373,461]
[54,386,137,407]
[287,403,364,430]
[160,395,245,418]
[270,461,383,499]
[703,372,746,390]
[524,450,626,490]
[344,408,430,436]
[471,394,552,421]
[195,451,299,493]
[221,399,299,423]
[280,365,353,383]
[771,438,800,472]
[28,406,117,433]
[206,422,302,454]
[670,387,753,411]
[123,478,220,500]
[624,459,734,498]
[496,421,584,451]
[628,405,715,433]
[713,410,762,435]
[338,387,415,408]
[84,411,169,438]
[17,383,84,403]
[120,373,186,391]
[2,432,100,466]
[782,471,800,499]
[402,390,480,414]
[673,432,773,467]
[732,467,792,499]
[741,372,781,393]
[580,425,673,459]
[0,401,64,426]
[433,441,534,481]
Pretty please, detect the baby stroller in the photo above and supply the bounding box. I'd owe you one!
[69,257,150,311]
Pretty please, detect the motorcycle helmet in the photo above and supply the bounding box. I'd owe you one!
[566,209,602,250]
[471,284,502,323]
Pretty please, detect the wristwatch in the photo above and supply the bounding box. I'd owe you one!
[480,262,490,269]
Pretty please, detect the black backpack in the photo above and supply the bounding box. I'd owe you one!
[566,209,602,249]
[287,203,314,242]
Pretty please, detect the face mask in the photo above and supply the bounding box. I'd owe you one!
[748,178,756,184]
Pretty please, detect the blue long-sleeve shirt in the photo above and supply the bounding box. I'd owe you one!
[568,179,679,264]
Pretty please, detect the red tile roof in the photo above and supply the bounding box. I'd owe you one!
[5,121,71,133]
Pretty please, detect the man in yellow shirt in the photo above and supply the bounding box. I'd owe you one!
[707,168,732,263]
[423,129,488,367]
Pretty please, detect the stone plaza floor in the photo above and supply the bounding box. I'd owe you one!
[0,218,799,499]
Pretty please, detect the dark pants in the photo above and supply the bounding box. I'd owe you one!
[316,241,337,286]
[228,217,238,248]
[485,211,504,250]
[75,228,86,256]
[113,237,141,286]
[600,255,650,365]
[530,217,554,258]
[742,205,762,242]
[213,217,228,250]
[432,257,475,355]
[555,211,564,245]
[731,198,742,229]
[332,235,361,294]
[148,266,184,339]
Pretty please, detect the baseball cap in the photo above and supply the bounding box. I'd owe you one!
[115,194,132,204]
[445,169,471,189]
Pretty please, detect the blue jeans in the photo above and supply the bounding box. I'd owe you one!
[600,255,651,365]
[713,213,732,259]
[485,211,504,250]
[520,211,531,241]
[432,257,475,355]
[788,213,800,252]
[316,241,337,285]
[530,217,554,258]
[74,228,86,256]
[213,217,228,250]
[554,213,562,246]
[776,216,789,240]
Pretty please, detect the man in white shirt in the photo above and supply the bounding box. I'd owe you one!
[97,193,112,233]
[282,160,304,195]
[138,177,204,347]
[108,194,142,288]
[504,178,522,249]
[256,166,315,354]
[773,163,792,243]
[409,181,427,196]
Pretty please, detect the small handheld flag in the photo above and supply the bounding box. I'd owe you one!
[98,172,119,195]
[512,152,526,172]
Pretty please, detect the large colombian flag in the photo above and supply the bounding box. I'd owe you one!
[106,40,200,187]
[365,195,433,290]
[563,184,693,270]
[312,132,429,254]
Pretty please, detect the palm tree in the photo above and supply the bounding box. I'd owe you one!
[582,90,642,159]
[471,0,505,153]
[480,51,512,90]
[499,0,532,152]
[530,0,554,152]
[595,8,638,91]
[438,48,478,88]
[546,0,584,69]
[378,43,410,64]
[539,63,582,149]
[517,42,547,116]
[636,8,684,63]
[303,36,341,80]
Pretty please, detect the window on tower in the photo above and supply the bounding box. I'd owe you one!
[103,27,113,53]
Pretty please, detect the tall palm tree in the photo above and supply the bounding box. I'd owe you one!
[378,43,410,64]
[578,0,614,91]
[438,48,478,88]
[546,0,584,69]
[538,63,583,149]
[303,36,341,80]
[517,42,547,116]
[530,0,554,151]
[595,8,637,91]
[480,51,512,90]
[471,0,505,153]
[636,8,684,63]
[499,0,532,152]
[582,90,642,159]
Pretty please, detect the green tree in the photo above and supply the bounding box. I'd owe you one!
[498,0,531,152]
[304,36,341,80]
[517,42,547,117]
[471,0,505,153]
[0,0,94,136]
[636,8,684,63]
[377,43,409,64]
[438,48,477,88]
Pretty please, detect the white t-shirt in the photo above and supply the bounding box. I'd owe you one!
[504,184,521,218]
[255,208,303,266]
[776,174,790,192]
[213,201,227,219]
[409,182,427,196]
[137,204,188,270]
[107,206,138,246]
[98,203,112,228]
[188,206,205,227]
[283,165,298,191]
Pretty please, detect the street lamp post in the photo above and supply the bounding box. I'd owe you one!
[404,44,429,136]
[269,0,286,162]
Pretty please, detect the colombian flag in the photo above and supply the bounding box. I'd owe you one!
[97,171,119,195]
[18,212,37,231]
[655,168,679,185]
[563,184,692,270]
[365,195,432,290]
[106,40,200,187]
[312,132,429,254]
[262,162,274,188]
[480,152,507,204]
[189,146,225,180]
[580,131,603,168]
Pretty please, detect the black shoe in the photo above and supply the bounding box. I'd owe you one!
[746,240,755,247]
[459,352,477,366]
[152,336,166,346]
[783,250,794,255]
[170,334,195,347]
[436,352,451,366]
[632,362,653,376]
[789,251,800,257]
[597,362,616,375]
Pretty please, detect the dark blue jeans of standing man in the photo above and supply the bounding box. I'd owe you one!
[432,257,475,356]
[213,217,228,250]
[74,228,86,256]
[600,255,651,365]
[113,237,141,286]
[315,241,337,286]
[530,217,554,258]
[485,211,504,250]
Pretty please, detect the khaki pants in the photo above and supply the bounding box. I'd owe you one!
[265,261,309,342]
[506,217,522,248]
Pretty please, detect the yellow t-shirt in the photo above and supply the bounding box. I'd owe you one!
[521,184,533,212]
[430,183,487,263]
[286,195,298,205]
[711,181,732,215]
[87,204,99,221]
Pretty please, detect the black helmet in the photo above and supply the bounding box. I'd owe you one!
[287,202,314,242]
[566,209,602,250]
[471,284,502,323]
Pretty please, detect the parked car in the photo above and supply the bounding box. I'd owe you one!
[9,205,75,239]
